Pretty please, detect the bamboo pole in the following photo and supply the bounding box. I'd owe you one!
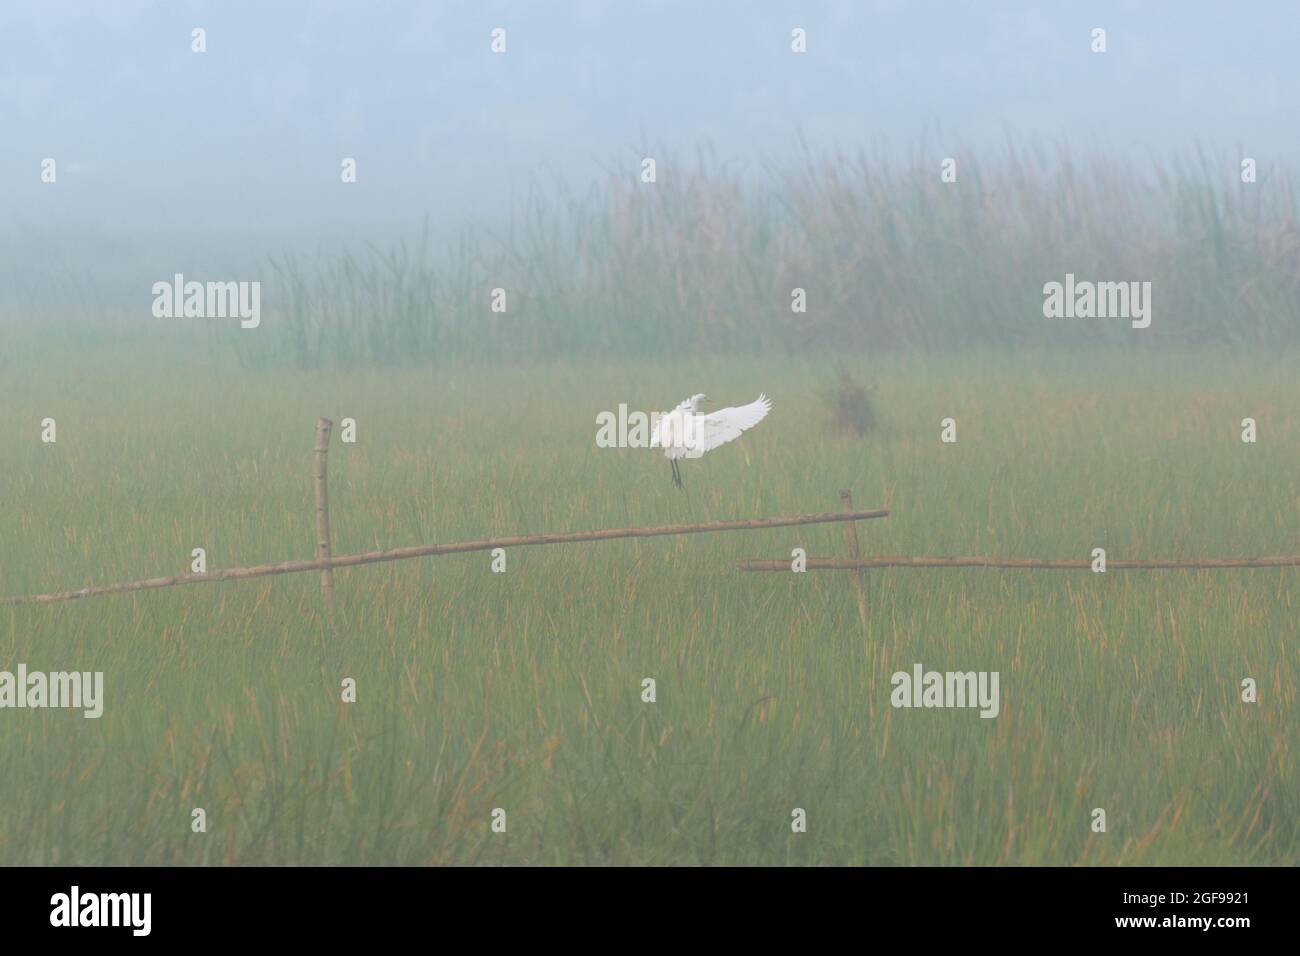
[313,417,335,609]
[3,508,890,606]
[839,490,869,631]
[738,555,1300,571]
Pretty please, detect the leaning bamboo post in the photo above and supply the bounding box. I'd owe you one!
[3,509,890,606]
[313,417,335,609]
[839,490,869,632]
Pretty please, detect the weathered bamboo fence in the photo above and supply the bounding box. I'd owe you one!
[6,416,1295,610]
[1,500,890,608]
[739,541,1300,628]
[739,555,1300,571]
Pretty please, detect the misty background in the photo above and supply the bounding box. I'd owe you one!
[1,0,1297,333]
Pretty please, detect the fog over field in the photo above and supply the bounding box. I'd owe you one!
[4,0,1300,318]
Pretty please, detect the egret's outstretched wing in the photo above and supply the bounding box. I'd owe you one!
[696,393,771,452]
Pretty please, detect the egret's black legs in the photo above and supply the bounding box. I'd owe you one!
[671,459,683,489]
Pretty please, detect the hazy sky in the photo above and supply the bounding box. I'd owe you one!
[3,0,1296,243]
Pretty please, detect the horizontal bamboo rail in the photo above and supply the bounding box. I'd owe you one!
[3,508,890,606]
[738,554,1300,571]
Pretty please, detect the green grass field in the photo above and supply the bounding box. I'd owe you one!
[1,325,1295,865]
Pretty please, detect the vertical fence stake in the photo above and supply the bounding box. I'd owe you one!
[314,418,336,611]
[840,490,869,632]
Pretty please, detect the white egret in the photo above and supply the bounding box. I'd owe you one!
[649,393,772,488]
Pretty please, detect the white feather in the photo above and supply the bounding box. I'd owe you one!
[696,393,771,452]
[650,392,771,459]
